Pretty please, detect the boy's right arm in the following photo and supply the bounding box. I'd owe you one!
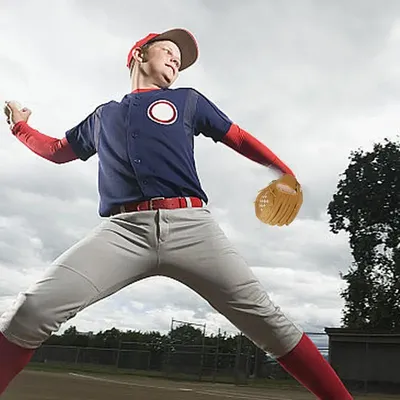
[11,121,78,164]
[4,100,95,164]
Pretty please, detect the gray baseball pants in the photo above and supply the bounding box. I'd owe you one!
[0,207,303,357]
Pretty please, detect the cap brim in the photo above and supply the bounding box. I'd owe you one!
[149,28,198,71]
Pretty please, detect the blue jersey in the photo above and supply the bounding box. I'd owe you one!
[65,87,233,217]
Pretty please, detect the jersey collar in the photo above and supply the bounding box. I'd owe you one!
[131,88,163,93]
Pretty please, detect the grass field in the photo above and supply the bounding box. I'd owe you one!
[3,366,400,400]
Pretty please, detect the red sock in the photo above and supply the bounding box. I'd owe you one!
[0,332,35,395]
[277,333,353,400]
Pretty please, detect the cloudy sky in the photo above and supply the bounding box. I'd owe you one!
[1,0,400,347]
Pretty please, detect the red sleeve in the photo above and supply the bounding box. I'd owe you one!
[221,123,295,176]
[11,121,79,164]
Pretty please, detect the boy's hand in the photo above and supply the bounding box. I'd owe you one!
[4,101,32,128]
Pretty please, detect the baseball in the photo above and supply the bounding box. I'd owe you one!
[4,101,22,119]
[276,183,296,195]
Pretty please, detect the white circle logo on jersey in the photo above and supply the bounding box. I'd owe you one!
[147,100,178,125]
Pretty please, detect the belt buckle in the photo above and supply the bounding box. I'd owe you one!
[149,197,165,210]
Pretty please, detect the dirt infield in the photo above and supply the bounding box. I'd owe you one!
[3,370,400,400]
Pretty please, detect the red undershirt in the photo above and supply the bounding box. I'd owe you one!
[11,121,294,176]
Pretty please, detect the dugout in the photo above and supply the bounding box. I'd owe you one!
[325,328,400,394]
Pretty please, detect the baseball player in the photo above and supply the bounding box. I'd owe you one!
[0,28,352,399]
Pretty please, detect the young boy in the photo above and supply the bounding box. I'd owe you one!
[0,28,352,399]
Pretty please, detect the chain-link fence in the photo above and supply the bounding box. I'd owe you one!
[30,324,328,385]
[31,339,253,384]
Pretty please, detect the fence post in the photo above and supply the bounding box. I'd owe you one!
[164,319,175,377]
[245,349,249,381]
[199,323,206,381]
[165,341,171,377]
[253,346,259,379]
[147,350,151,371]
[213,329,220,383]
[364,341,369,394]
[115,340,121,369]
[75,347,80,364]
[234,334,242,385]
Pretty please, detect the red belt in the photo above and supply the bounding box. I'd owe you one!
[110,196,203,215]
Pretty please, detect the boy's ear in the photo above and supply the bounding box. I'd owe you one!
[132,47,144,63]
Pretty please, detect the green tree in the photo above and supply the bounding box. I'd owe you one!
[46,326,90,346]
[94,327,122,348]
[170,324,204,345]
[328,137,400,330]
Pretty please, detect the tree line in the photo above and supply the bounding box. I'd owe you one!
[328,137,400,330]
[45,324,257,356]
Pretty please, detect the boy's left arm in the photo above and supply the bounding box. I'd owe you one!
[221,124,303,226]
[192,90,303,226]
[221,123,295,177]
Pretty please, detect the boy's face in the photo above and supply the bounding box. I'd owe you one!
[138,40,182,87]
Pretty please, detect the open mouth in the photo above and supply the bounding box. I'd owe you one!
[165,64,175,74]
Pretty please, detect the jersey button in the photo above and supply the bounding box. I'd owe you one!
[134,159,141,163]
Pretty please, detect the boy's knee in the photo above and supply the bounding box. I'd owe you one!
[0,292,74,349]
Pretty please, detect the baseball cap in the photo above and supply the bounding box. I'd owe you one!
[126,28,198,72]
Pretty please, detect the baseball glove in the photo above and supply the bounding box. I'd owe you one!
[254,174,303,226]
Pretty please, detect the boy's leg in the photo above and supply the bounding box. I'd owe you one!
[0,211,159,395]
[161,208,352,400]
